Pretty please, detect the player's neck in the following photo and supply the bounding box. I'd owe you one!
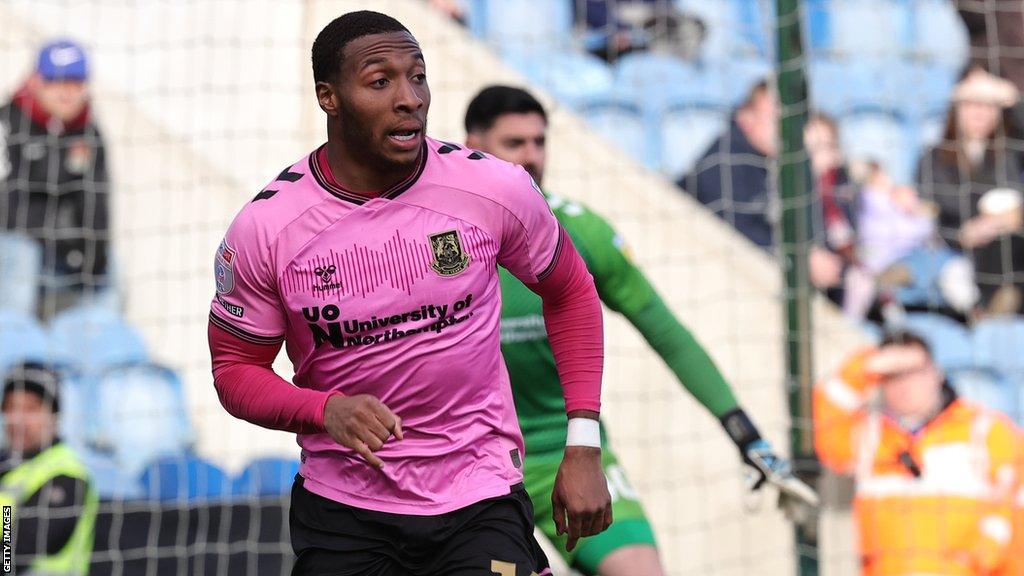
[323,140,421,196]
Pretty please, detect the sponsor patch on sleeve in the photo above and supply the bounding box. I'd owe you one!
[215,239,236,295]
[216,294,245,318]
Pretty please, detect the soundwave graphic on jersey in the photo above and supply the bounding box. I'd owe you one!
[282,228,488,299]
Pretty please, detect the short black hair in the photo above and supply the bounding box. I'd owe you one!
[464,85,547,134]
[2,362,61,414]
[880,330,933,359]
[311,11,410,83]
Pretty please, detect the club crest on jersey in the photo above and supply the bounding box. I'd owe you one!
[215,239,235,295]
[428,230,470,277]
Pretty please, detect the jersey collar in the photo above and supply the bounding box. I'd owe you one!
[309,143,427,205]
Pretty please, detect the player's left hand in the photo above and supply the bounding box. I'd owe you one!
[552,446,612,552]
[742,439,819,524]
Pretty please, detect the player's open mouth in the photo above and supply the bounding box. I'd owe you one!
[389,128,421,145]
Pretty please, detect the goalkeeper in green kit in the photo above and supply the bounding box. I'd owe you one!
[464,86,818,576]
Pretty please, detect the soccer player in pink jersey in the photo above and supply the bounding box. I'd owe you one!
[206,11,611,576]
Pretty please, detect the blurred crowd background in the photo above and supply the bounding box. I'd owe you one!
[2,1,1024,575]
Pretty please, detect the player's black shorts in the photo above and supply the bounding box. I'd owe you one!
[289,475,551,576]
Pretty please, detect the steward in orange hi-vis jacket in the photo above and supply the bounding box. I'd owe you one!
[814,331,1020,576]
[999,441,1024,576]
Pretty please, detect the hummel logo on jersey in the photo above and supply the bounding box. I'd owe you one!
[428,230,470,277]
[315,265,336,284]
[312,264,341,293]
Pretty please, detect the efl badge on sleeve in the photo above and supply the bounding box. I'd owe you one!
[215,239,236,295]
[428,230,470,277]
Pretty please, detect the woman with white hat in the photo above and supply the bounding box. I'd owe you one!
[916,65,1024,315]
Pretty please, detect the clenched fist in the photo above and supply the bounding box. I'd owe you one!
[323,394,403,468]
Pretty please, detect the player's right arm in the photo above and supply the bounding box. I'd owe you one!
[494,172,610,551]
[207,207,400,467]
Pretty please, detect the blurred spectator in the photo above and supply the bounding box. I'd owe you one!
[806,113,856,258]
[0,362,96,575]
[575,0,705,62]
[917,66,1024,316]
[805,113,857,303]
[957,1,1024,95]
[680,80,777,248]
[0,39,110,319]
[844,164,936,321]
[814,332,1019,576]
[857,167,934,280]
[876,246,980,323]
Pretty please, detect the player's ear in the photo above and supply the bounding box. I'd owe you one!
[316,81,340,117]
[465,131,482,150]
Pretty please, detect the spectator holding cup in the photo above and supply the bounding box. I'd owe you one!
[917,65,1024,315]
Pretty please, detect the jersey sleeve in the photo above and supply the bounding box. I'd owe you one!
[563,201,656,316]
[495,169,563,284]
[208,208,286,344]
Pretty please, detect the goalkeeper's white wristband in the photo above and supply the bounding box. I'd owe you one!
[566,417,601,448]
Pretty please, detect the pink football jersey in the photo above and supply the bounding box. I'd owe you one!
[210,138,562,515]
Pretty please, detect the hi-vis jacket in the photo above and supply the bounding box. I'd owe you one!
[999,441,1024,576]
[814,350,1020,576]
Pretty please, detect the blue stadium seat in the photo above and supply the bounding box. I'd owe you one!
[658,101,729,181]
[0,233,41,316]
[231,457,300,497]
[738,0,775,60]
[615,52,765,113]
[139,455,230,502]
[912,107,950,151]
[676,0,761,61]
[504,50,613,107]
[892,247,963,311]
[828,0,912,59]
[901,312,973,370]
[467,0,573,55]
[972,317,1024,380]
[93,364,193,477]
[948,367,1019,423]
[801,0,832,56]
[715,58,773,108]
[576,93,654,169]
[890,60,957,122]
[807,57,881,116]
[49,305,148,372]
[615,53,702,111]
[79,448,144,501]
[57,368,100,450]
[838,106,916,184]
[0,309,53,375]
[908,0,969,69]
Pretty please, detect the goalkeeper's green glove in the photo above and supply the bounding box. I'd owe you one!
[719,408,820,524]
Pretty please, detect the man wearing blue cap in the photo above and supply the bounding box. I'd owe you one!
[0,39,110,318]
